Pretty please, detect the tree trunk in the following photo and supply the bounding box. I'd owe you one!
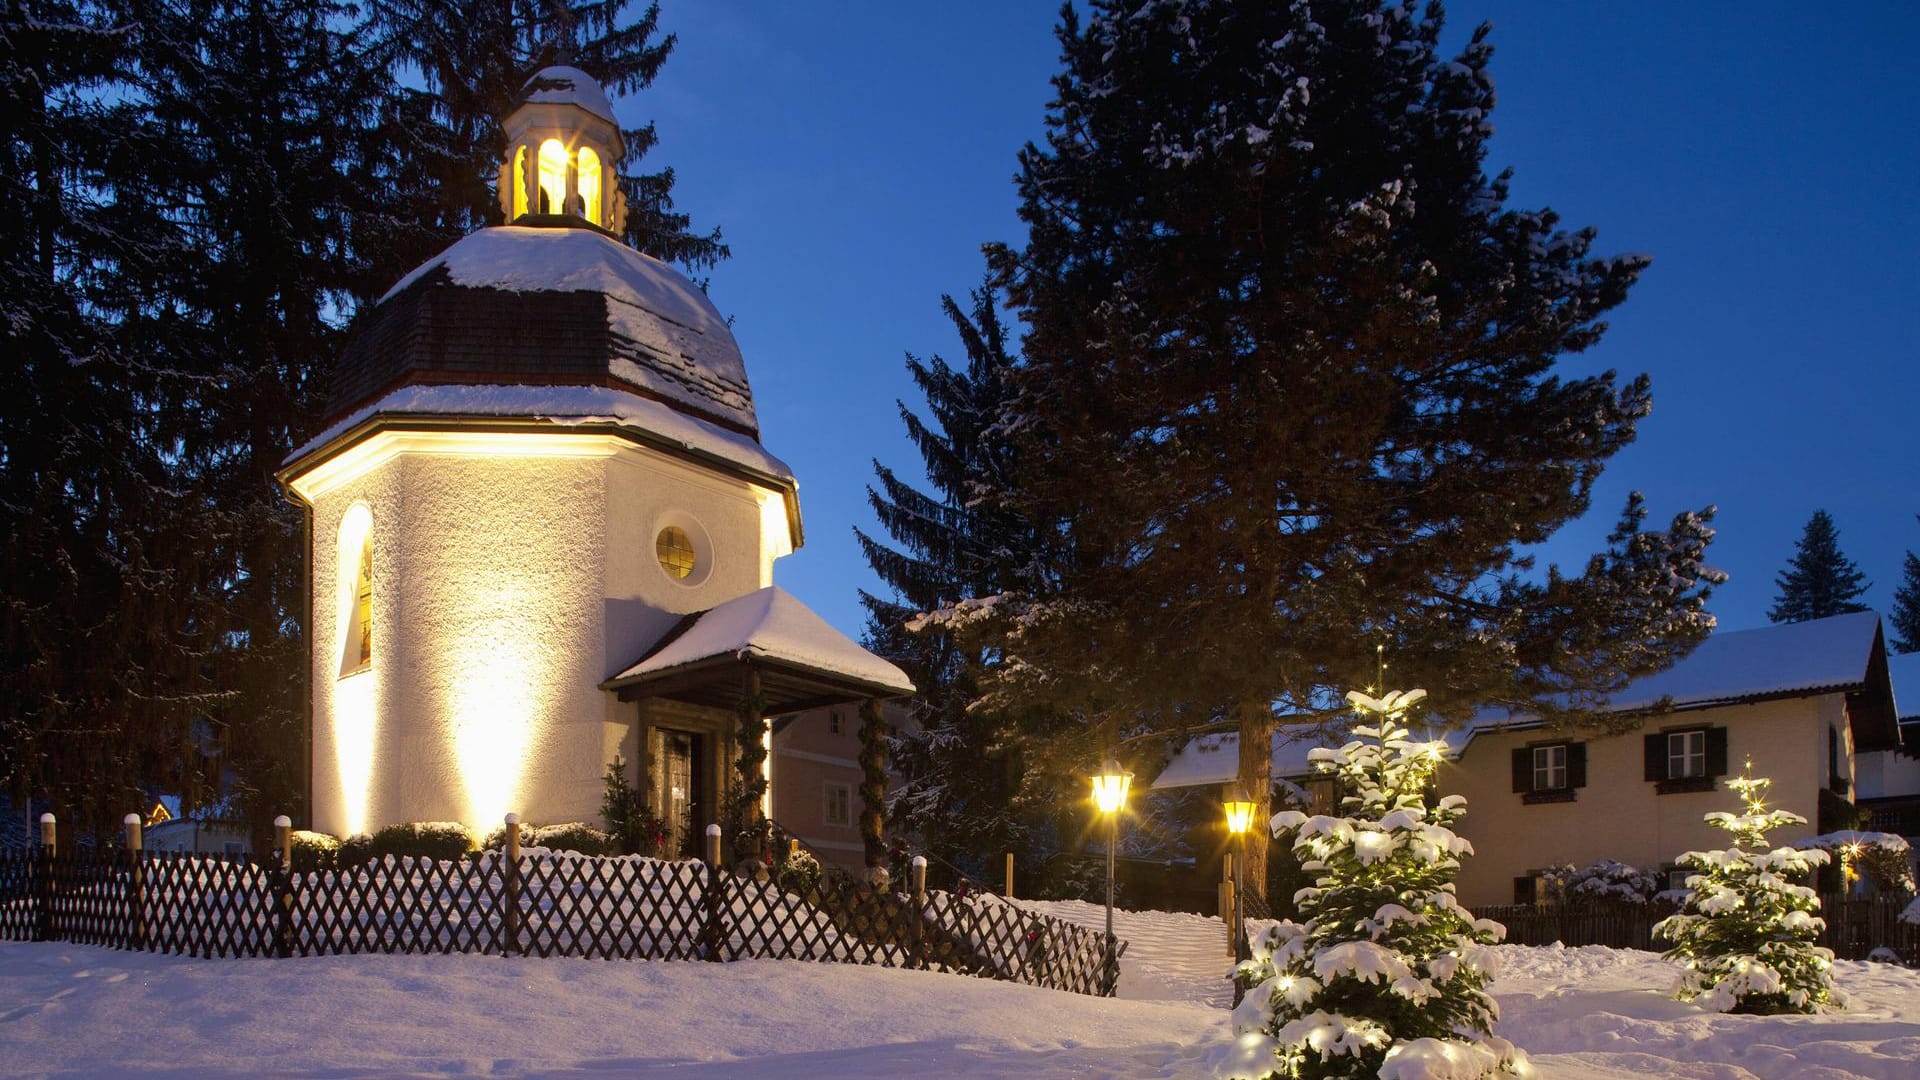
[856,698,891,871]
[1236,700,1274,902]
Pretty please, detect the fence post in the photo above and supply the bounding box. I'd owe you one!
[123,814,145,951]
[34,813,55,942]
[1004,852,1015,900]
[271,815,293,958]
[704,823,725,962]
[1220,852,1237,958]
[911,855,928,970]
[501,814,521,957]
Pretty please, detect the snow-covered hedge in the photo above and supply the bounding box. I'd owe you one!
[1792,831,1915,894]
[481,821,617,857]
[368,821,474,861]
[1540,859,1661,905]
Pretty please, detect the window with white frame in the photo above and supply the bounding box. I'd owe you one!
[1668,729,1707,779]
[823,781,852,827]
[1532,744,1568,791]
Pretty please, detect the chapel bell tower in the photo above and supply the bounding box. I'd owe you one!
[498,65,630,232]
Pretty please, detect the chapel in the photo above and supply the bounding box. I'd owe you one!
[277,65,913,853]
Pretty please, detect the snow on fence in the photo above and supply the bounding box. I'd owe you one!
[0,845,1120,996]
[1479,897,1920,964]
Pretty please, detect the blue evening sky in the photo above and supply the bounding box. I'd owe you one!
[635,2,1918,641]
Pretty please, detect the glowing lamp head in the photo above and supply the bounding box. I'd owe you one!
[1223,785,1258,836]
[1090,762,1133,815]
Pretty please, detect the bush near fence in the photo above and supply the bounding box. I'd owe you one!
[0,842,1122,997]
[1479,897,1920,965]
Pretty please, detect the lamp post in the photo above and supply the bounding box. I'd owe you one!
[1090,761,1133,991]
[1223,785,1256,965]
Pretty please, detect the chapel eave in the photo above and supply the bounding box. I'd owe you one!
[276,411,804,551]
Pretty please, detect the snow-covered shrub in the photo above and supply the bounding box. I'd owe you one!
[1652,763,1844,1014]
[1214,689,1528,1080]
[288,829,341,870]
[1540,859,1660,905]
[777,847,824,895]
[368,821,474,862]
[480,821,616,856]
[1902,897,1920,927]
[1792,831,1915,895]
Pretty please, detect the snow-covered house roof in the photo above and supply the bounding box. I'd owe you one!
[520,65,618,127]
[1890,650,1920,722]
[603,587,914,713]
[1153,611,1899,790]
[323,226,756,437]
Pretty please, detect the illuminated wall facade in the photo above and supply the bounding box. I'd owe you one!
[300,430,789,838]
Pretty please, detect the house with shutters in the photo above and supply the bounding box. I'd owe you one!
[1151,610,1906,909]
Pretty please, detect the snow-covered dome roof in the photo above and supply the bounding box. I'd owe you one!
[325,224,757,437]
[519,65,617,127]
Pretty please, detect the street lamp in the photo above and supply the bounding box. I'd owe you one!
[1223,785,1256,964]
[1090,761,1132,991]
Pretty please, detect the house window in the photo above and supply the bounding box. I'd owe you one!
[1668,730,1706,779]
[1532,744,1568,792]
[823,782,852,827]
[656,526,697,580]
[1513,876,1538,905]
[1513,741,1584,803]
[1663,866,1692,894]
[1645,726,1726,792]
[828,712,842,735]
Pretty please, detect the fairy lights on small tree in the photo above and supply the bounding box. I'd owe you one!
[1213,689,1529,1080]
[1653,759,1844,1014]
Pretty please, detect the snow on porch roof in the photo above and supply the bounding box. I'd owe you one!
[1153,610,1893,790]
[602,587,914,710]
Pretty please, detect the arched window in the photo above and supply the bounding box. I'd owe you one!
[576,146,602,226]
[337,504,373,677]
[512,145,529,219]
[537,139,567,215]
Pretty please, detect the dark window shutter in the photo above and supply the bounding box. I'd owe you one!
[1644,733,1665,781]
[1707,727,1729,777]
[1512,747,1531,793]
[1568,742,1588,788]
[1514,876,1536,904]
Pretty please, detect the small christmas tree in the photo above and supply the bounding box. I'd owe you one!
[1214,689,1527,1080]
[1653,760,1844,1014]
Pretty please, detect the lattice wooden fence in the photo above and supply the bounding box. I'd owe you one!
[0,846,1121,996]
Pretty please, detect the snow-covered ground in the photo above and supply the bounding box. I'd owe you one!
[2,902,1917,1078]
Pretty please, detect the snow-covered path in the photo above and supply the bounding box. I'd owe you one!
[1018,897,1239,1008]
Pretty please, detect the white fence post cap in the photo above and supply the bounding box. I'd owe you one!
[504,812,520,826]
[124,813,141,825]
[38,813,53,823]
[706,823,721,837]
[273,815,292,828]
[912,855,928,868]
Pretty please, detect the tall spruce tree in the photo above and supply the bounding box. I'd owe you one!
[959,1,1725,896]
[1888,517,1920,653]
[1768,510,1869,624]
[857,284,1057,874]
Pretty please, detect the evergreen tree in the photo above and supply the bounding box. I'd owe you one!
[958,0,1725,896]
[857,284,1059,874]
[1653,761,1844,1014]
[1768,510,1869,624]
[1887,518,1920,652]
[1218,689,1527,1080]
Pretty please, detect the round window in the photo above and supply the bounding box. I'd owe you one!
[656,526,697,580]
